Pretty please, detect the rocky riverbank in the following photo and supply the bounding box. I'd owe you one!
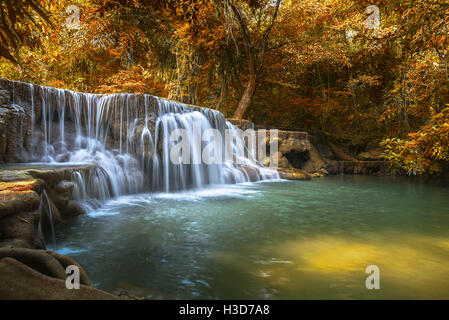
[227,120,390,180]
[0,163,124,299]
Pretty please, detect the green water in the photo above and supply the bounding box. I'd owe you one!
[56,176,449,299]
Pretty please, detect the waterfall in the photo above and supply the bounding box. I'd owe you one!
[7,80,278,208]
[38,189,57,250]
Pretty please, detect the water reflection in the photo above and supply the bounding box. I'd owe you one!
[56,176,449,299]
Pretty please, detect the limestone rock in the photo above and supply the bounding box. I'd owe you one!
[358,149,384,161]
[62,200,86,218]
[301,144,327,174]
[0,210,41,249]
[240,165,260,181]
[0,239,33,249]
[278,170,311,180]
[0,188,40,218]
[329,143,356,161]
[0,256,120,299]
[327,160,390,175]
[227,119,254,131]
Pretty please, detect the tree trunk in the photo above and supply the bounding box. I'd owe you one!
[228,2,256,119]
[233,73,256,119]
[228,0,281,119]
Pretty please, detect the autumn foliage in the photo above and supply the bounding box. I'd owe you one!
[1,0,448,175]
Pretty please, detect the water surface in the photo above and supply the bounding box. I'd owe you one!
[56,176,449,299]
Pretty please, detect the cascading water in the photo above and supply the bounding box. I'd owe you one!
[8,80,278,210]
[151,100,278,191]
[38,189,57,250]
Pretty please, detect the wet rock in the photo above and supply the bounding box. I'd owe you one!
[55,180,75,195]
[40,195,62,226]
[312,168,329,178]
[0,170,34,182]
[0,239,33,249]
[0,188,40,218]
[277,131,310,155]
[227,119,254,131]
[0,108,10,160]
[327,160,390,175]
[62,200,85,218]
[0,166,96,250]
[0,89,9,106]
[47,181,75,214]
[25,165,95,189]
[264,130,316,173]
[0,256,120,299]
[278,170,311,180]
[316,168,329,176]
[0,87,33,162]
[357,149,384,161]
[301,144,327,174]
[329,143,356,161]
[0,248,92,285]
[0,210,40,249]
[240,165,260,181]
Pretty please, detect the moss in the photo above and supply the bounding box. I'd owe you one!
[0,179,38,192]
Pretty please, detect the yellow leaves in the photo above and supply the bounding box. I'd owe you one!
[382,108,449,175]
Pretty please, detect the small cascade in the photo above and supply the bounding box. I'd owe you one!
[151,100,278,191]
[152,101,225,191]
[71,167,115,212]
[29,83,35,149]
[340,161,345,175]
[38,189,57,250]
[5,80,278,210]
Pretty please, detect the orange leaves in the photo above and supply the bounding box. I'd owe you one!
[96,65,169,96]
[382,108,449,175]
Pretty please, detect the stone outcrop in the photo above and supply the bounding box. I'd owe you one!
[357,149,384,161]
[280,132,390,178]
[327,160,390,175]
[261,130,327,178]
[0,89,31,163]
[0,254,120,300]
[0,176,42,249]
[224,119,391,179]
[0,164,98,249]
[227,119,254,131]
[278,169,311,180]
[0,78,160,163]
[0,168,122,300]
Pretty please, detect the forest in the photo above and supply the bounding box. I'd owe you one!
[1,0,448,175]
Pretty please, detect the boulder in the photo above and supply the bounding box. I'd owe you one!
[227,119,254,131]
[357,149,384,161]
[301,144,327,174]
[240,165,260,181]
[0,210,41,249]
[327,160,390,175]
[0,238,34,249]
[62,200,86,218]
[263,130,312,172]
[0,179,40,218]
[0,256,120,299]
[278,170,311,180]
[329,143,356,161]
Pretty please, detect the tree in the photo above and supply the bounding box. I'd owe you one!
[226,0,282,119]
[0,0,52,63]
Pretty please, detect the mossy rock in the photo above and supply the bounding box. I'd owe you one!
[278,170,311,180]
